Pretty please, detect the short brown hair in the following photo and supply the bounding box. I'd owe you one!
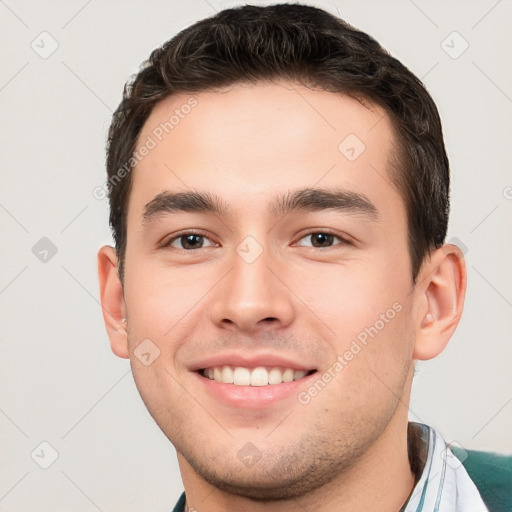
[106,3,450,282]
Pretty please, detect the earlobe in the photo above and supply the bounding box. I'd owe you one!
[97,245,129,359]
[412,244,467,361]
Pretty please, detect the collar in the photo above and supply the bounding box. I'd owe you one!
[401,422,488,511]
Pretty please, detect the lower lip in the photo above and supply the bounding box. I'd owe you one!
[193,371,317,409]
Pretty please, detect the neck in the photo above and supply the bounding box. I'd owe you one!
[178,407,416,512]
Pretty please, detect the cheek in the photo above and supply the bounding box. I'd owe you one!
[128,355,189,443]
[305,301,414,428]
[290,261,410,344]
[292,261,414,392]
[123,254,213,341]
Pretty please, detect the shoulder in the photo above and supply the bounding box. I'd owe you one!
[452,447,512,512]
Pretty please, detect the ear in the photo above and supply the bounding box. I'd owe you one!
[97,245,129,359]
[412,243,467,360]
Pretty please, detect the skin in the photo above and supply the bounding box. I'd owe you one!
[98,81,466,512]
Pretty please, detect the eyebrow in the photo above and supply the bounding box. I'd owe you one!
[271,187,378,219]
[142,187,378,223]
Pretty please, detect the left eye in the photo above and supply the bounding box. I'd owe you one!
[167,233,217,250]
[295,232,346,248]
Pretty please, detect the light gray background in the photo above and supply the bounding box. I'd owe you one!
[1,0,511,510]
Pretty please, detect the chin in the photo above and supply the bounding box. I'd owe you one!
[185,447,351,502]
[199,470,325,502]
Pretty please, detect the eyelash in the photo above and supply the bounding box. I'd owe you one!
[162,229,351,251]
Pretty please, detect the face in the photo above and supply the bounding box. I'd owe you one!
[121,82,418,499]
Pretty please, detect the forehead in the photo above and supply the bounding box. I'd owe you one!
[128,81,401,221]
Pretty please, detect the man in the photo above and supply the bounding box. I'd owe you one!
[97,4,509,511]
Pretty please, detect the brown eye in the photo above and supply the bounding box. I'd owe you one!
[179,234,204,250]
[166,233,217,250]
[310,233,335,247]
[296,232,346,248]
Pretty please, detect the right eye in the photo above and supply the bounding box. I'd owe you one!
[163,231,218,251]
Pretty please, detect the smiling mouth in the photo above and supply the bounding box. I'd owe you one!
[199,366,317,387]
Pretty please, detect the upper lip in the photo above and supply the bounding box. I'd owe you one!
[189,352,316,372]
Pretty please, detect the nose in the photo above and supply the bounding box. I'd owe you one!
[210,246,295,334]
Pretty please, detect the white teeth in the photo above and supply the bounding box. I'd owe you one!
[293,370,307,381]
[213,367,222,383]
[282,368,294,383]
[268,367,283,385]
[222,365,234,384]
[233,367,251,385]
[202,365,312,386]
[250,367,268,386]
